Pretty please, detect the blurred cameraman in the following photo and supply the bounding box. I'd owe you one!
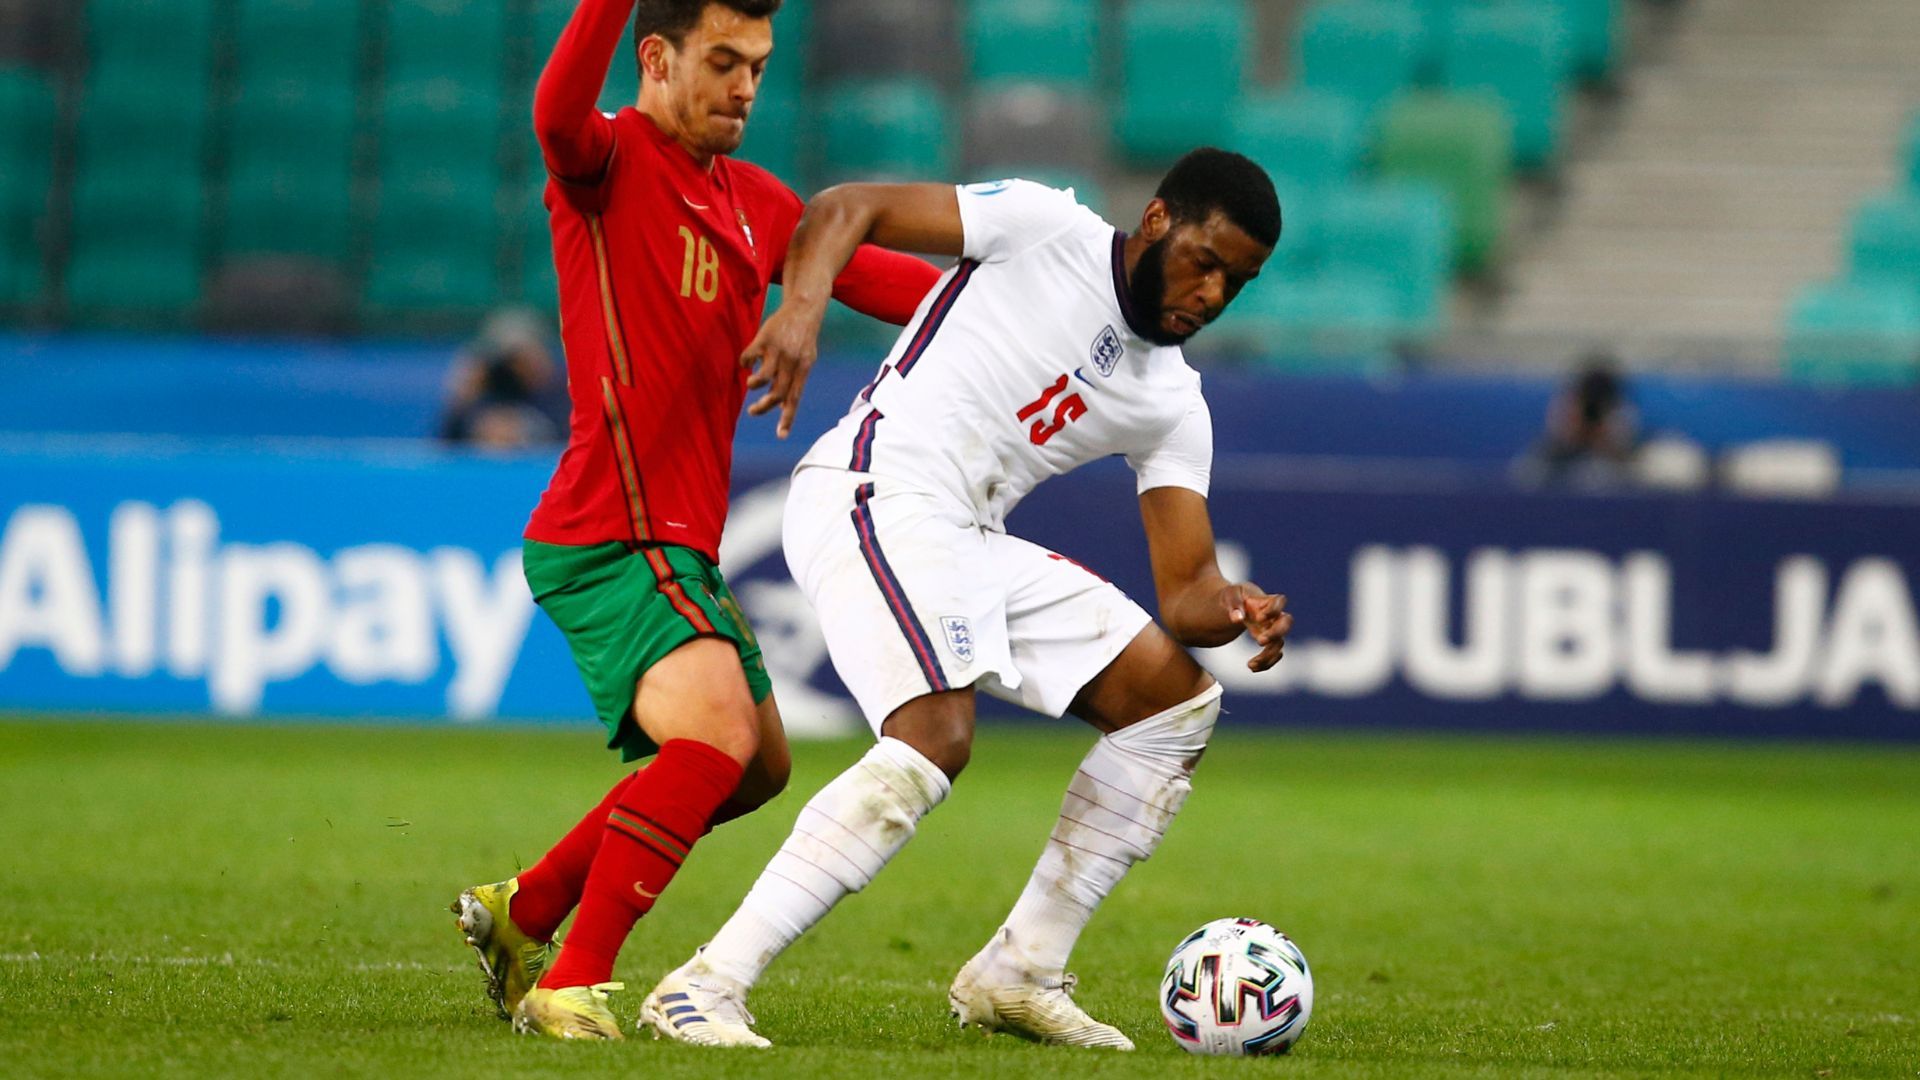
[438,308,569,449]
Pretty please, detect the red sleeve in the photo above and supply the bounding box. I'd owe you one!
[532,0,632,185]
[828,246,943,326]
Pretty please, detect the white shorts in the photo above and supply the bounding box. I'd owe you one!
[783,466,1153,730]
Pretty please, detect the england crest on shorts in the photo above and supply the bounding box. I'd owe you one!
[940,616,975,663]
[1090,325,1124,377]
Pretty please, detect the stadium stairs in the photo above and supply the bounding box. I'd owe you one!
[1468,0,1920,371]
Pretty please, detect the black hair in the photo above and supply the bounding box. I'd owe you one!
[634,0,782,49]
[1154,147,1281,249]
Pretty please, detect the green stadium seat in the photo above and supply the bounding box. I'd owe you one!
[0,69,56,304]
[67,173,204,316]
[1113,0,1248,163]
[1320,181,1453,336]
[368,163,500,312]
[819,77,952,182]
[1211,272,1402,373]
[224,160,354,260]
[228,79,356,174]
[737,89,803,186]
[1295,1,1424,131]
[86,0,216,68]
[232,0,361,85]
[764,0,810,99]
[76,70,210,164]
[1848,192,1920,295]
[966,0,1099,89]
[1228,89,1364,195]
[1562,0,1623,80]
[1265,179,1322,277]
[1376,90,1511,272]
[385,0,509,83]
[379,77,504,171]
[1904,110,1920,193]
[1441,2,1571,169]
[1783,279,1920,386]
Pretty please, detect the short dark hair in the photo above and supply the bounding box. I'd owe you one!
[1154,148,1281,249]
[634,0,782,49]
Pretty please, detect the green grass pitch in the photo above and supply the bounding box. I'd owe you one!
[2,716,1916,1078]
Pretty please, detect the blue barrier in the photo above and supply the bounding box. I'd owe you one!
[9,332,1920,470]
[2,438,1917,739]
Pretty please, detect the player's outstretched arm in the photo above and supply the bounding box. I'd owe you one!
[532,0,630,184]
[1138,486,1291,672]
[743,182,964,437]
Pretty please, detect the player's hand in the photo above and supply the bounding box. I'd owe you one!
[1223,583,1291,672]
[741,302,824,439]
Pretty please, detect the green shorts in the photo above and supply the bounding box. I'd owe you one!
[523,539,772,762]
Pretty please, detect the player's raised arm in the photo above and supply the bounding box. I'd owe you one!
[1138,486,1291,671]
[532,0,632,184]
[743,182,963,436]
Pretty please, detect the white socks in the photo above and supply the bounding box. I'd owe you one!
[700,736,951,988]
[979,683,1223,982]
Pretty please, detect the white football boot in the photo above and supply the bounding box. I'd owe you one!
[949,938,1136,1051]
[638,950,773,1048]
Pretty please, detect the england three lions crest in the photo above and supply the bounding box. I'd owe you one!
[940,616,975,663]
[1090,325,1124,377]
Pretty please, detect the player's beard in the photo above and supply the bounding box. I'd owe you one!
[1126,237,1193,347]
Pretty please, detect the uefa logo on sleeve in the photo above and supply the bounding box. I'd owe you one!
[1090,325,1125,377]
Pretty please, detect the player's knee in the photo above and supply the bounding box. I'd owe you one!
[882,706,974,780]
[696,707,762,768]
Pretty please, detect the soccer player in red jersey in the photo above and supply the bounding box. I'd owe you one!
[449,0,940,1041]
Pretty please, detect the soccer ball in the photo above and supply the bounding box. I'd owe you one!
[1159,917,1313,1056]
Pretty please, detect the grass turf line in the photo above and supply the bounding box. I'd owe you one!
[1,716,1915,1078]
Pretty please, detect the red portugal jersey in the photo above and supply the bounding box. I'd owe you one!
[525,111,934,560]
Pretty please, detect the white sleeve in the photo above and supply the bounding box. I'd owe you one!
[956,179,1086,263]
[1127,389,1213,498]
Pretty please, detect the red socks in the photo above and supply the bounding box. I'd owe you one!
[510,771,638,943]
[538,740,743,989]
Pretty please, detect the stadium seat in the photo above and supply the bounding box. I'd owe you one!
[0,65,51,305]
[1782,279,1920,386]
[818,77,952,183]
[1210,272,1403,374]
[0,68,55,305]
[1562,0,1623,81]
[737,88,803,185]
[1294,0,1424,131]
[379,77,504,172]
[1113,0,1249,164]
[86,0,215,68]
[66,172,204,316]
[1441,2,1571,169]
[1904,109,1920,192]
[231,0,361,85]
[964,85,1106,177]
[227,78,357,176]
[367,163,499,313]
[1319,181,1454,337]
[223,159,355,261]
[966,0,1099,90]
[76,69,210,165]
[1847,192,1920,296]
[1227,89,1365,195]
[813,0,957,83]
[1375,90,1511,271]
[384,0,509,84]
[1265,178,1322,277]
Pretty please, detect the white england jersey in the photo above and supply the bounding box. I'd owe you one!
[798,180,1214,530]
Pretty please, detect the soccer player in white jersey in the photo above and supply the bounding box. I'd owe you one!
[640,148,1292,1050]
